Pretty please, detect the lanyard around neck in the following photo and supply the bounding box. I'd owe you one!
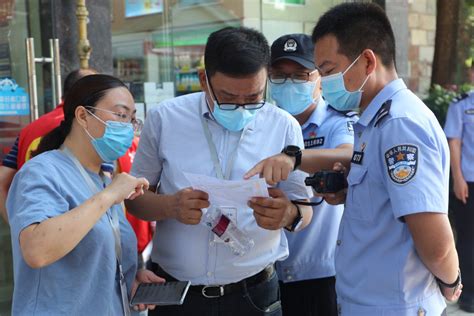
[200,104,246,180]
[60,146,131,316]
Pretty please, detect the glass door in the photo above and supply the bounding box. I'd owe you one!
[0,1,48,314]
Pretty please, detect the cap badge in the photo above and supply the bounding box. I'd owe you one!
[283,39,297,52]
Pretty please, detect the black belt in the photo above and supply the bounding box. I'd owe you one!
[152,263,275,299]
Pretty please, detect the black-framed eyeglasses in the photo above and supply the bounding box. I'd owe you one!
[206,73,267,111]
[85,106,143,132]
[269,69,318,84]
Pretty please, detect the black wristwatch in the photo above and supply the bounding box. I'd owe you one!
[281,145,302,170]
[284,201,303,232]
[436,270,462,294]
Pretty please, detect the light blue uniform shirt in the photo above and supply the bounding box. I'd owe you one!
[7,150,137,316]
[444,91,474,182]
[336,79,449,315]
[277,99,355,282]
[131,92,312,285]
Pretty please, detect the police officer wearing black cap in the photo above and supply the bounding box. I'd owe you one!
[269,34,356,316]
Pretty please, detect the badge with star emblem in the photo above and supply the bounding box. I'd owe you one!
[385,144,418,184]
[304,131,324,148]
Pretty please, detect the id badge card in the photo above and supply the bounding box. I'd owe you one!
[213,206,237,243]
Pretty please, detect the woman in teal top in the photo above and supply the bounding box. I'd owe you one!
[7,74,154,315]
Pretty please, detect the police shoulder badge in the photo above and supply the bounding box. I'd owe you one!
[385,144,418,184]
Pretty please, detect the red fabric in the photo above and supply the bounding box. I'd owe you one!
[119,137,154,253]
[17,103,65,169]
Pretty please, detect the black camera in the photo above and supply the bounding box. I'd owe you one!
[305,170,347,194]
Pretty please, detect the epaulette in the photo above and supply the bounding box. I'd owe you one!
[327,104,359,117]
[452,93,469,104]
[374,99,392,127]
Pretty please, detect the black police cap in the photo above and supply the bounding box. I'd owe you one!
[271,34,315,70]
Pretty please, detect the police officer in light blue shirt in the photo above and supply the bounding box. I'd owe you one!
[246,3,463,315]
[269,33,355,316]
[126,27,313,316]
[444,91,474,312]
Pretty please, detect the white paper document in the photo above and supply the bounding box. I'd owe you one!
[184,172,269,209]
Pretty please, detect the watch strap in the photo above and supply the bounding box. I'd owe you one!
[284,201,302,232]
[281,146,302,171]
[436,270,461,288]
[293,150,302,170]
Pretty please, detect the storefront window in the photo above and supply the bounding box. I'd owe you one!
[111,0,339,117]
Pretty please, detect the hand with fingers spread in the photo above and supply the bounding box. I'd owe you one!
[131,269,166,312]
[248,188,298,230]
[171,188,210,225]
[105,172,150,204]
[244,153,295,186]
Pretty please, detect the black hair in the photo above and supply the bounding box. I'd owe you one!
[312,3,396,68]
[204,27,270,77]
[33,74,128,157]
[62,68,98,97]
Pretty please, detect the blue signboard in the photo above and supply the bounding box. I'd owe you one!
[0,78,30,116]
[125,0,163,18]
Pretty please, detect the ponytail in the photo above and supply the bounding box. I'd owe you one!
[31,119,72,157]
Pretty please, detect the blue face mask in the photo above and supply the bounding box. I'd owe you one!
[205,72,261,132]
[84,111,134,162]
[320,54,370,111]
[212,103,258,132]
[270,78,319,115]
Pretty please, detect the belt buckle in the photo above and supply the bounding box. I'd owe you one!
[201,285,224,298]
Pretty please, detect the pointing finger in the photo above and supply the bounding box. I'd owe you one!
[244,162,264,180]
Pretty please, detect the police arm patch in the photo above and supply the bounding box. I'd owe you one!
[384,144,418,184]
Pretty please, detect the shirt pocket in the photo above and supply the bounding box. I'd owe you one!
[346,166,373,221]
[464,110,474,123]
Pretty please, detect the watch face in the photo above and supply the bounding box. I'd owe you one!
[285,145,300,155]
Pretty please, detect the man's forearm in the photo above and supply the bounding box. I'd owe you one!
[125,190,176,221]
[406,213,459,284]
[0,188,8,224]
[425,246,460,285]
[300,146,352,174]
[448,139,464,181]
[0,165,16,224]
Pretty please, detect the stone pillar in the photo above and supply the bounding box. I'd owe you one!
[384,0,436,98]
[406,0,437,98]
[385,1,410,83]
[40,0,113,80]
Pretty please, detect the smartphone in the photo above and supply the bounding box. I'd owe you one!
[130,281,191,306]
